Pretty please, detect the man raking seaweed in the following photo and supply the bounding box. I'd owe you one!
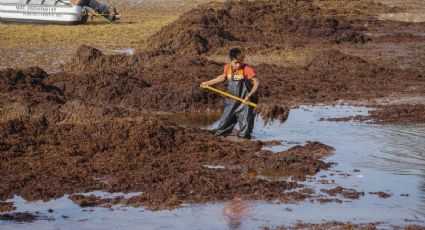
[201,48,288,139]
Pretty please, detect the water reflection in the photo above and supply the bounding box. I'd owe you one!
[222,196,254,230]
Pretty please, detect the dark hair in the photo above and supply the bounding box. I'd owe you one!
[229,48,242,60]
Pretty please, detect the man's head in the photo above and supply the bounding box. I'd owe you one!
[229,48,244,69]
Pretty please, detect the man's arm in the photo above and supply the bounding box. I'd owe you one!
[243,77,260,103]
[200,74,226,88]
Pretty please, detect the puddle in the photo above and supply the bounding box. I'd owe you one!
[109,48,135,55]
[379,13,425,22]
[73,191,143,200]
[1,106,425,229]
[203,164,226,170]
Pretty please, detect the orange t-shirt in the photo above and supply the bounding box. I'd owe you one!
[223,63,256,80]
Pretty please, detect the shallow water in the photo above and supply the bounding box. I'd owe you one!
[1,105,425,229]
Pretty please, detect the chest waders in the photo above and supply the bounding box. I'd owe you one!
[215,66,258,139]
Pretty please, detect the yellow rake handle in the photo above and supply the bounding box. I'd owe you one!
[204,85,257,108]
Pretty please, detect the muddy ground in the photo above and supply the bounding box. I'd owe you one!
[1,0,425,227]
